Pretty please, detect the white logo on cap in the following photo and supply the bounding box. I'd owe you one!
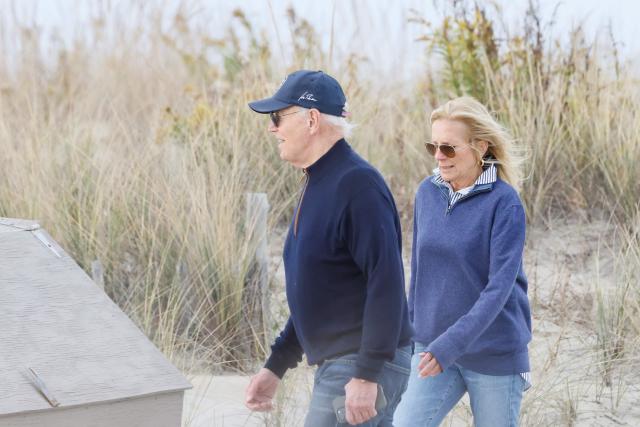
[298,91,318,102]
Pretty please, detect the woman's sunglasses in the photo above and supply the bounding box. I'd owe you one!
[424,141,469,158]
[269,109,303,127]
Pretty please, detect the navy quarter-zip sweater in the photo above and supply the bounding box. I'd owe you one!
[409,174,532,375]
[265,139,413,382]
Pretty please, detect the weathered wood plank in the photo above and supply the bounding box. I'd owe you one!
[0,217,39,233]
[0,228,191,416]
[0,392,183,427]
[245,193,270,347]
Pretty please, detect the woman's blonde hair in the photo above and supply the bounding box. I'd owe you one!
[431,96,523,191]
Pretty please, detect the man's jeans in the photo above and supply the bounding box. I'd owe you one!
[393,343,525,427]
[304,346,411,427]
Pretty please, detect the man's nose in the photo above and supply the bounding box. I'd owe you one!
[268,121,277,132]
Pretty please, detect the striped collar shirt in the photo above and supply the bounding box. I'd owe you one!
[433,164,498,208]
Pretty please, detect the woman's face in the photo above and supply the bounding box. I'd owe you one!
[430,119,486,191]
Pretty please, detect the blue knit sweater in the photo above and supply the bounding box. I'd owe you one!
[409,174,532,375]
[265,139,413,382]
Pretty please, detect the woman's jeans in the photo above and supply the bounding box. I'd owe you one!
[304,346,411,427]
[394,344,525,427]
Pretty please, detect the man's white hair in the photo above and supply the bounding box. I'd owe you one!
[299,107,356,138]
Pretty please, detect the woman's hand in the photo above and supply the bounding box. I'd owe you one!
[417,351,442,378]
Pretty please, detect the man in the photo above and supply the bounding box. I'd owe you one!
[245,70,413,426]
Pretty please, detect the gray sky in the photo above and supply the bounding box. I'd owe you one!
[4,0,639,79]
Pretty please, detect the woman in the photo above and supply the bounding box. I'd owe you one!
[394,97,532,427]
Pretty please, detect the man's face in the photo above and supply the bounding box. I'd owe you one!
[268,106,310,167]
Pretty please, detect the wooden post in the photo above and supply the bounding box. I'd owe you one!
[245,193,270,349]
[176,260,193,336]
[91,259,104,290]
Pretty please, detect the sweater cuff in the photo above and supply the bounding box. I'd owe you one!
[426,335,459,372]
[354,356,386,383]
[264,351,298,379]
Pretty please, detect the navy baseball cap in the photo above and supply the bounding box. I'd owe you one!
[248,70,347,117]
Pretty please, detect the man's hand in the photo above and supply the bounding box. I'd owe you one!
[418,351,442,378]
[344,378,378,425]
[245,368,280,411]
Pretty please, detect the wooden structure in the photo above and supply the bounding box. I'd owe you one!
[0,218,191,427]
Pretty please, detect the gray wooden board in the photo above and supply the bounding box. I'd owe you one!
[0,217,39,233]
[0,392,183,427]
[0,226,191,416]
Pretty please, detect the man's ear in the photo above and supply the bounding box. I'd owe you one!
[308,109,321,134]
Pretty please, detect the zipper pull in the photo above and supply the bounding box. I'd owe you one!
[299,168,308,182]
[294,169,310,237]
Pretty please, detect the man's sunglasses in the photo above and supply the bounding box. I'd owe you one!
[424,141,470,158]
[269,109,303,127]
